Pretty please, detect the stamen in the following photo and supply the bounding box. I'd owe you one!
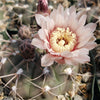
[50,27,77,53]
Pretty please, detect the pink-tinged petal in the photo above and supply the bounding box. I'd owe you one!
[67,12,78,31]
[44,41,51,50]
[50,8,65,27]
[77,10,86,20]
[57,4,64,15]
[31,38,45,49]
[52,13,64,27]
[35,14,55,31]
[83,42,97,50]
[50,51,60,56]
[89,36,96,41]
[64,8,70,17]
[78,14,87,26]
[85,23,96,33]
[61,51,72,58]
[76,26,84,36]
[50,9,57,18]
[72,48,89,57]
[55,58,65,64]
[77,23,96,48]
[64,8,70,26]
[71,54,90,64]
[76,26,89,37]
[77,32,92,46]
[65,58,75,65]
[35,14,46,27]
[56,14,65,27]
[76,27,94,48]
[38,29,49,40]
[41,54,55,67]
[64,48,90,65]
[50,9,57,21]
[77,38,91,48]
[69,5,76,14]
[45,16,55,31]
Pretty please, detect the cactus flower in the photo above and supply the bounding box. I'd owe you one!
[32,5,97,66]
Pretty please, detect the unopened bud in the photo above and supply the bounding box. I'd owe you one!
[37,0,48,12]
[19,39,35,59]
[37,0,50,16]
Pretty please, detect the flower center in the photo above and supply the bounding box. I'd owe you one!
[50,27,77,53]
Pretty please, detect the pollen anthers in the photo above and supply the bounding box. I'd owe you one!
[50,27,77,53]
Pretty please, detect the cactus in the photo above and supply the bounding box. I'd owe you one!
[0,0,99,100]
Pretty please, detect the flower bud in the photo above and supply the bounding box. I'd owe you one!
[19,39,35,59]
[37,0,50,16]
[37,0,48,12]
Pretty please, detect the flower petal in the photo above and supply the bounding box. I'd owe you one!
[31,38,45,49]
[65,48,90,65]
[35,14,55,31]
[78,14,87,26]
[69,5,76,14]
[64,8,70,26]
[71,54,90,64]
[41,54,55,67]
[76,26,95,48]
[72,48,89,57]
[85,23,96,33]
[56,14,65,27]
[64,8,70,17]
[45,16,55,31]
[57,4,64,15]
[65,58,77,65]
[55,58,65,64]
[35,14,46,27]
[61,51,72,58]
[77,10,86,20]
[72,49,89,64]
[83,42,97,50]
[67,12,78,31]
[38,29,49,40]
[66,6,77,29]
[77,34,93,48]
[50,6,65,27]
